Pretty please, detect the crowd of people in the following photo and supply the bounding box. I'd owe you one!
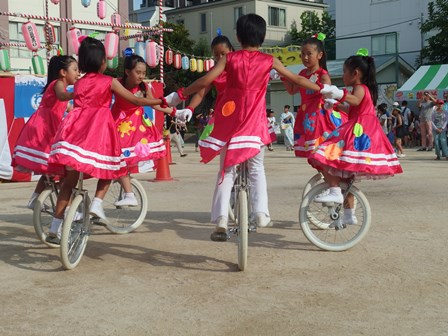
[376,93,448,160]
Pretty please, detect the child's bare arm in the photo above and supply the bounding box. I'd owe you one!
[273,58,321,91]
[54,80,74,101]
[182,56,226,97]
[111,78,164,107]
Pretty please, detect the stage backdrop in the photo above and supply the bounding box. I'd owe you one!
[0,76,164,182]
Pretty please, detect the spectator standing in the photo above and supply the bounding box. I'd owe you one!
[166,115,187,157]
[267,108,276,151]
[391,106,405,157]
[431,99,448,160]
[401,100,413,147]
[417,91,437,151]
[280,105,295,151]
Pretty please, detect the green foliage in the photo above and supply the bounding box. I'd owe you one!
[287,11,336,60]
[419,0,448,65]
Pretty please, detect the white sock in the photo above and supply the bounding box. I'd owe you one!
[30,192,39,200]
[92,197,103,204]
[49,217,63,233]
[124,192,135,198]
[344,208,355,217]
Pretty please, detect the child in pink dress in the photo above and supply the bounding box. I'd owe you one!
[166,14,321,239]
[281,35,347,157]
[111,55,172,206]
[46,37,170,244]
[12,55,79,209]
[308,50,403,224]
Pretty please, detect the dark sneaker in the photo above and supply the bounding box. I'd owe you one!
[45,235,60,245]
[417,148,426,151]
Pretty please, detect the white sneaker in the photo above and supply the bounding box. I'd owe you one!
[26,193,39,210]
[254,213,272,228]
[114,194,138,207]
[314,188,344,204]
[89,200,107,220]
[341,215,358,225]
[316,188,330,198]
[397,153,406,158]
[214,216,228,233]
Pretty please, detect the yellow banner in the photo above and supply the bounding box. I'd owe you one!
[260,46,302,66]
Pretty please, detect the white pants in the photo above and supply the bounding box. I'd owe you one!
[170,133,184,155]
[211,146,269,222]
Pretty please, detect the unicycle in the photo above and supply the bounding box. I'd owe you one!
[60,172,91,270]
[100,177,148,234]
[299,178,371,251]
[33,176,60,248]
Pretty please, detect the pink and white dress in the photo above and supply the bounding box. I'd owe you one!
[294,67,347,158]
[49,73,127,180]
[308,84,403,179]
[111,80,166,166]
[199,50,272,169]
[12,80,67,175]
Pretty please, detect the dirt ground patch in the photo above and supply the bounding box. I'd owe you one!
[0,145,447,335]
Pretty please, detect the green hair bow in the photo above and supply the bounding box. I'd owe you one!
[355,48,369,57]
[312,32,326,41]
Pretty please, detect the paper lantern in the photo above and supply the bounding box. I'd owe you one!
[81,0,91,7]
[50,0,60,4]
[67,27,81,55]
[44,22,56,44]
[22,21,41,52]
[145,40,159,68]
[32,55,45,75]
[209,59,215,68]
[165,49,173,65]
[97,0,106,20]
[105,32,119,59]
[107,56,118,69]
[173,53,181,69]
[197,59,203,73]
[204,59,211,72]
[181,55,189,70]
[190,58,197,72]
[111,13,121,31]
[134,41,146,61]
[0,49,11,71]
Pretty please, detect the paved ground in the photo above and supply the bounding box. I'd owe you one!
[0,144,447,336]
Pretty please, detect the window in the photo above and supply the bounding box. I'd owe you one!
[268,7,286,27]
[176,19,185,25]
[372,33,397,55]
[200,13,207,33]
[234,7,244,27]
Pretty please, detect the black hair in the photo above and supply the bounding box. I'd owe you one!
[284,105,290,109]
[301,36,328,71]
[122,54,147,97]
[42,55,77,93]
[236,14,266,48]
[211,35,234,52]
[344,55,378,105]
[78,37,106,73]
[402,100,408,106]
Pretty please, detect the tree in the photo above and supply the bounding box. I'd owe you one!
[419,0,448,65]
[287,11,336,60]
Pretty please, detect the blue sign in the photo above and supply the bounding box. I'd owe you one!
[14,76,46,118]
[124,47,133,57]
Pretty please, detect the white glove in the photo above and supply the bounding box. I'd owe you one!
[269,69,280,80]
[175,108,193,122]
[164,92,182,107]
[324,98,338,110]
[320,85,344,100]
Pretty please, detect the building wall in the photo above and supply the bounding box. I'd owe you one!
[2,0,127,73]
[335,0,431,66]
[165,0,326,48]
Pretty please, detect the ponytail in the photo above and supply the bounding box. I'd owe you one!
[344,55,378,105]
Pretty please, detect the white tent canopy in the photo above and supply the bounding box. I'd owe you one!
[395,64,448,101]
